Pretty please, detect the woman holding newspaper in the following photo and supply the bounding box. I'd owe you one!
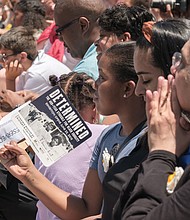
[0,42,147,220]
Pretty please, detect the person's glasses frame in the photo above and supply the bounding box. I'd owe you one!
[56,18,80,36]
[0,53,18,62]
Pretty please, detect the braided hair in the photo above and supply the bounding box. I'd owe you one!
[49,72,95,112]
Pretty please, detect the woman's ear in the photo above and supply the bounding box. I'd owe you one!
[119,32,131,42]
[79,104,98,124]
[123,80,136,98]
[92,106,98,124]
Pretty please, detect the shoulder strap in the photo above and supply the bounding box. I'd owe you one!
[113,120,147,159]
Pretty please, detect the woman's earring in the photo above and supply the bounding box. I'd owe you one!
[123,94,127,98]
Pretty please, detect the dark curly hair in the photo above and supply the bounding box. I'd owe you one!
[49,72,95,112]
[14,0,48,30]
[98,4,154,40]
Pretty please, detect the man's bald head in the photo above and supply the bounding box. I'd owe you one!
[55,0,106,20]
[54,0,106,59]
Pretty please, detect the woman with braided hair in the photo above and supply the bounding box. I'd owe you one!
[0,42,147,219]
[0,70,106,220]
[49,72,98,124]
[34,71,107,220]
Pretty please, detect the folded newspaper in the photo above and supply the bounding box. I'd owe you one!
[0,86,92,166]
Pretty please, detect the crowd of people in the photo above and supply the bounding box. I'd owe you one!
[0,0,190,220]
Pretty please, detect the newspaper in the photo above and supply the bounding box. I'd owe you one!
[11,86,92,167]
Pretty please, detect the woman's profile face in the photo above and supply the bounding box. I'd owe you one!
[13,9,24,27]
[95,30,121,61]
[134,47,164,101]
[94,54,125,116]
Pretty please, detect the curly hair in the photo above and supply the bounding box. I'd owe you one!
[98,4,154,40]
[49,72,95,112]
[14,0,48,30]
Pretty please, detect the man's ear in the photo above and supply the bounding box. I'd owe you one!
[118,32,131,42]
[123,80,136,98]
[79,16,90,35]
[19,52,28,62]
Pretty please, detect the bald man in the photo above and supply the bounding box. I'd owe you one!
[54,0,106,80]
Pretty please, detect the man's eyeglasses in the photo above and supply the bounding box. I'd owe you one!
[0,53,18,62]
[56,18,79,36]
[172,52,182,69]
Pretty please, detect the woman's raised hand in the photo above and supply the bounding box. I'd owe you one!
[146,75,190,157]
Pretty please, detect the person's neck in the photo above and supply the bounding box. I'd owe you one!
[85,25,100,51]
[22,59,33,71]
[119,97,146,136]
